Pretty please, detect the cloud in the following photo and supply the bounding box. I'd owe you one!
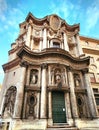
[50,0,74,19]
[49,0,83,25]
[86,1,99,31]
[0,70,4,75]
[0,2,25,41]
[0,0,7,21]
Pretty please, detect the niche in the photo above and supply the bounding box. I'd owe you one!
[30,69,38,85]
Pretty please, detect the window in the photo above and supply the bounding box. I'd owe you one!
[53,42,60,48]
[93,88,98,93]
[89,73,96,83]
[95,98,99,105]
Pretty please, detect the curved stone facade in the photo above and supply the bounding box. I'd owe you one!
[0,12,99,130]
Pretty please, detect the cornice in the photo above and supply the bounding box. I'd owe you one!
[8,43,24,55]
[17,45,90,65]
[80,35,99,43]
[83,48,99,55]
[2,58,21,72]
[19,12,79,32]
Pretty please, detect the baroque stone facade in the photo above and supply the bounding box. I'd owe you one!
[0,12,99,130]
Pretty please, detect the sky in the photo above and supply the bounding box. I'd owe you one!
[0,0,99,84]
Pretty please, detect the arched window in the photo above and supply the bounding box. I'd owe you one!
[53,42,60,48]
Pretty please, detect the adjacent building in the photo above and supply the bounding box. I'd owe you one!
[0,12,99,130]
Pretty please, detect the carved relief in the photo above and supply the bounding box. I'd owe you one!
[3,86,17,117]
[30,69,38,85]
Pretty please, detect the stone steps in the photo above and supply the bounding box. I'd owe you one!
[80,128,99,130]
[46,125,79,130]
[46,127,78,130]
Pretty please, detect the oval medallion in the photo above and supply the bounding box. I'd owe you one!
[50,15,61,31]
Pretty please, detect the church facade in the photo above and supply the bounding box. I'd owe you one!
[0,12,99,130]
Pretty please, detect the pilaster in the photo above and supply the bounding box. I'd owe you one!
[75,32,83,56]
[43,23,48,49]
[26,22,32,47]
[63,32,69,52]
[13,62,27,119]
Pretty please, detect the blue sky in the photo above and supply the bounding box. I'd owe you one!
[0,0,99,84]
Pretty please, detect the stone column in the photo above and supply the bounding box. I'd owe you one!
[26,23,32,47]
[48,92,52,119]
[67,66,78,118]
[40,63,47,118]
[43,28,47,49]
[50,40,53,48]
[48,66,51,85]
[82,69,98,118]
[13,62,26,118]
[75,33,83,56]
[22,91,27,119]
[65,93,72,119]
[63,32,69,52]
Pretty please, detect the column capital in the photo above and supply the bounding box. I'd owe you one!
[43,23,49,29]
[41,63,48,69]
[20,60,29,67]
[66,66,73,72]
[81,68,89,74]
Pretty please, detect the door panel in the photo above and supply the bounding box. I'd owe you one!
[52,91,66,123]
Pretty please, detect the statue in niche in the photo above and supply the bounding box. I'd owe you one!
[54,69,62,88]
[3,87,16,117]
[74,74,81,87]
[55,70,61,84]
[30,69,38,84]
